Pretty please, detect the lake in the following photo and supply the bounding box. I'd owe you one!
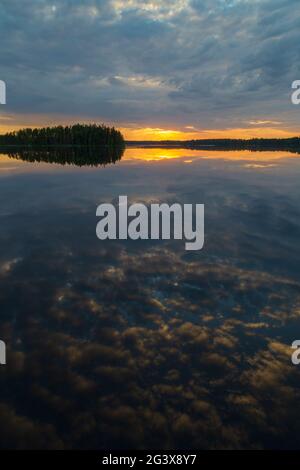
[0,146,300,449]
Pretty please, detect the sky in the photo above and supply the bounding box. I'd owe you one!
[0,0,300,140]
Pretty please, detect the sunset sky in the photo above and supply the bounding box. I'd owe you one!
[0,0,299,140]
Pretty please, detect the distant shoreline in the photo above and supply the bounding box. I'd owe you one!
[125,137,300,153]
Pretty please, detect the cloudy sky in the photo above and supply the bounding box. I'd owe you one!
[0,0,299,139]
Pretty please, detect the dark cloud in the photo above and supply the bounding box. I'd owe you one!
[0,0,299,128]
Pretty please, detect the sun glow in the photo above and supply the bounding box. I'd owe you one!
[1,115,299,142]
[120,127,196,141]
[121,126,300,141]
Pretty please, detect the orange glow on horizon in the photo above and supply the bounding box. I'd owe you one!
[120,126,300,141]
[0,115,299,141]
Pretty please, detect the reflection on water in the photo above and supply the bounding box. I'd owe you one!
[124,147,300,161]
[0,147,300,449]
[0,144,125,167]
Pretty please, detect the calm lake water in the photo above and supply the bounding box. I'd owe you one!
[0,147,300,449]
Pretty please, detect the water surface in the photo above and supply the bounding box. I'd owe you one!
[0,147,300,449]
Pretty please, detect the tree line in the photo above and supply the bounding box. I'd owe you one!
[0,124,125,147]
[126,137,300,154]
[185,137,300,153]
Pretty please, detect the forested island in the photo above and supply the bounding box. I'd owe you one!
[0,123,125,147]
[0,124,125,166]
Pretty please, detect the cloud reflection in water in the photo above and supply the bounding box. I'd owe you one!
[0,147,300,449]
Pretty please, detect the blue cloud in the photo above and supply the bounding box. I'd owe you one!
[0,0,299,130]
